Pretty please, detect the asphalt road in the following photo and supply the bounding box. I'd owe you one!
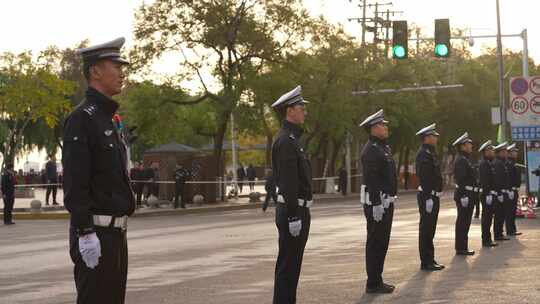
[1,192,539,304]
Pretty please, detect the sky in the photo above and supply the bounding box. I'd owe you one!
[1,0,537,169]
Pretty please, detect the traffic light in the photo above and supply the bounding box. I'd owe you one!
[434,19,451,58]
[392,21,408,59]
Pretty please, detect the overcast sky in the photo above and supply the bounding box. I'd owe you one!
[1,0,536,168]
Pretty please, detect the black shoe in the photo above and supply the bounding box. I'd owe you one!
[181,205,186,209]
[474,215,479,219]
[495,236,510,241]
[482,241,499,247]
[509,232,522,236]
[456,250,475,256]
[432,261,446,269]
[366,283,395,294]
[52,202,59,206]
[4,222,15,225]
[421,263,445,271]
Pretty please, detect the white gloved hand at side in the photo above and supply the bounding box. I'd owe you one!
[372,204,385,222]
[426,198,434,213]
[486,195,493,206]
[460,196,469,208]
[78,232,101,269]
[508,191,515,200]
[288,217,302,237]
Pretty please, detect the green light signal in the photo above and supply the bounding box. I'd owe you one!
[435,44,449,57]
[393,45,406,59]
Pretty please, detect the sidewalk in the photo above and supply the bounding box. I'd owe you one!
[2,190,358,220]
[1,188,424,220]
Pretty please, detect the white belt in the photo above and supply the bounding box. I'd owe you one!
[417,186,442,197]
[456,185,481,192]
[360,185,396,205]
[511,187,519,191]
[277,195,313,208]
[93,215,128,230]
[490,191,498,195]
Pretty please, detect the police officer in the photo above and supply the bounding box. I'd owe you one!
[452,132,477,255]
[493,142,511,241]
[271,86,312,304]
[415,124,445,271]
[359,109,397,294]
[506,143,522,236]
[62,37,135,304]
[1,163,16,225]
[478,140,498,247]
[174,164,191,209]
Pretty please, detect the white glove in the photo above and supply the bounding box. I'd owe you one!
[486,195,493,206]
[426,198,434,213]
[382,196,390,209]
[288,217,302,237]
[372,204,385,222]
[498,195,504,202]
[460,196,469,208]
[78,233,101,269]
[508,191,515,200]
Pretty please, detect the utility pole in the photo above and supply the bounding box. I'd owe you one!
[361,0,367,45]
[496,0,506,142]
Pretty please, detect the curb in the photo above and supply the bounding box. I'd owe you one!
[5,190,422,220]
[7,194,356,220]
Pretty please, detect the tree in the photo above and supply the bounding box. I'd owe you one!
[0,51,75,168]
[131,0,308,175]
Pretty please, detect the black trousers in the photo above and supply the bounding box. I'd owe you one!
[480,194,495,243]
[263,192,278,208]
[70,227,128,304]
[133,185,143,206]
[248,180,255,191]
[454,194,474,251]
[340,182,347,196]
[473,194,481,218]
[506,191,518,234]
[494,195,510,237]
[417,195,440,265]
[363,203,394,289]
[174,183,185,208]
[273,205,311,304]
[46,184,58,204]
[3,195,14,223]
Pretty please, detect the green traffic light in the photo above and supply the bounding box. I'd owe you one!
[435,44,449,57]
[393,45,406,58]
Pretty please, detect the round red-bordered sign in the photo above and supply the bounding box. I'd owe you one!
[511,96,529,114]
[530,95,540,114]
[511,77,529,95]
[529,76,540,95]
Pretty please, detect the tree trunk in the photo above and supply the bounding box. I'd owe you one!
[265,134,273,169]
[213,116,229,179]
[329,138,343,177]
[403,146,410,190]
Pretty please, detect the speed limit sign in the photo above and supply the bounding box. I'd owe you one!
[511,96,529,114]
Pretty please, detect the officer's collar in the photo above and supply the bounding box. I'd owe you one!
[496,155,507,161]
[283,120,303,138]
[86,86,119,116]
[458,150,471,158]
[422,143,436,152]
[369,135,386,144]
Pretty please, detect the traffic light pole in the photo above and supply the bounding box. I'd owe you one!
[496,0,506,142]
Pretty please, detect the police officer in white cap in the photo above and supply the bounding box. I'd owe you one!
[271,85,313,304]
[452,132,477,255]
[415,124,445,271]
[63,37,134,304]
[478,140,498,247]
[506,143,522,236]
[493,142,511,241]
[359,109,397,294]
